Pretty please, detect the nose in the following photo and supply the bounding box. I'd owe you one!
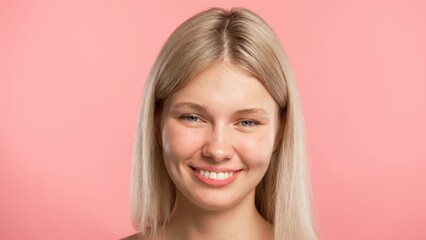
[202,125,234,162]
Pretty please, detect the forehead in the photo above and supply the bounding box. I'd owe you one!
[163,62,279,115]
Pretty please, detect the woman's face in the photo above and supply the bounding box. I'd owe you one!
[159,63,281,212]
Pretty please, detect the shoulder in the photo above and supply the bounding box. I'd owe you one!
[120,233,141,240]
[120,232,157,240]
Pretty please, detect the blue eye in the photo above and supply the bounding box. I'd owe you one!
[182,115,200,122]
[240,120,257,127]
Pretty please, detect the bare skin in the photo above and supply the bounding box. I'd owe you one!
[122,198,273,240]
[159,190,273,240]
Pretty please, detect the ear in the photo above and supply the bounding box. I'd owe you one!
[273,113,286,152]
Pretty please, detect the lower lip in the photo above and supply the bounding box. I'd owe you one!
[193,169,240,187]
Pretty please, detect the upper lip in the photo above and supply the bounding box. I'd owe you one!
[189,165,242,172]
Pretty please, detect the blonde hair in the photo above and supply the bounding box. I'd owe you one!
[131,7,317,240]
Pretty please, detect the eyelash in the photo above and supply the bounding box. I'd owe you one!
[180,115,259,127]
[239,120,259,127]
[181,115,202,122]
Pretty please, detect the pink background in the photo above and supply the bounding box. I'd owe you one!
[1,0,425,239]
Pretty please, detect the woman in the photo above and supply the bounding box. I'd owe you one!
[125,7,317,240]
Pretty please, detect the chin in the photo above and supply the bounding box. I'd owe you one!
[182,188,253,213]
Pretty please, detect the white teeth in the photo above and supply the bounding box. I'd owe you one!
[197,169,235,180]
[217,172,225,180]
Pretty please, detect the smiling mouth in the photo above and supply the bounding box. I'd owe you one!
[189,166,242,186]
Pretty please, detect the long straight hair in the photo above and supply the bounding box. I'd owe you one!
[131,7,317,240]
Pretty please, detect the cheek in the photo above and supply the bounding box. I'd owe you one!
[161,120,205,163]
[235,130,276,168]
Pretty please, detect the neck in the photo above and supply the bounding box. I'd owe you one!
[162,190,273,240]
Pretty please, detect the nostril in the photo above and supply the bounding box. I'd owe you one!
[202,147,235,162]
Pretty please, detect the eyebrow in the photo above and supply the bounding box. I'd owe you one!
[234,108,270,116]
[171,101,271,118]
[171,102,208,113]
